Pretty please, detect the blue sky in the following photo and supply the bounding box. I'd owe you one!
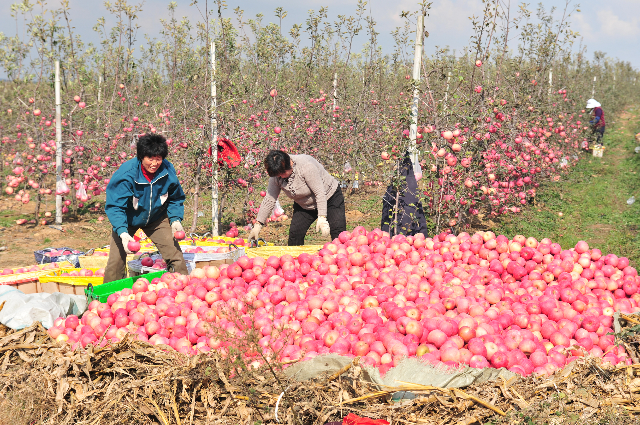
[1,0,639,76]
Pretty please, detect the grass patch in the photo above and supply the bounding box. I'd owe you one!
[495,107,640,267]
[0,211,31,228]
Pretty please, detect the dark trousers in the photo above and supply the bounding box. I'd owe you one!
[592,126,605,144]
[288,187,347,246]
[104,214,188,283]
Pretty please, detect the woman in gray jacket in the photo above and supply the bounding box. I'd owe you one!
[248,150,347,246]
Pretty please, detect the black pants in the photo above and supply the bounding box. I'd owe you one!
[288,187,347,246]
[592,126,605,145]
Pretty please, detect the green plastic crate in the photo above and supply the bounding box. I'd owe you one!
[85,270,166,303]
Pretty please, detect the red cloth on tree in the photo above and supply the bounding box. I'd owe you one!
[207,138,241,167]
[141,165,155,182]
[343,413,390,425]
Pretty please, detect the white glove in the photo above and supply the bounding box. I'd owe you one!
[171,220,184,234]
[248,223,262,243]
[316,216,330,237]
[120,232,136,255]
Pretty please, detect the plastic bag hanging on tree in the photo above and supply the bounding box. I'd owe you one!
[353,172,359,189]
[408,150,422,181]
[413,160,423,182]
[76,182,88,202]
[12,153,23,165]
[56,180,70,195]
[206,138,241,167]
[245,153,255,166]
[344,161,353,173]
[274,200,284,217]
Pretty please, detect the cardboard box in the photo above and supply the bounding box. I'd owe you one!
[12,280,40,294]
[194,258,235,269]
[39,280,89,296]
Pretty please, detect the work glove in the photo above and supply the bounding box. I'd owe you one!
[120,233,136,255]
[248,222,263,243]
[316,216,330,237]
[171,220,184,234]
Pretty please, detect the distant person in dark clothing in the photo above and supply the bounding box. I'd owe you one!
[587,98,605,146]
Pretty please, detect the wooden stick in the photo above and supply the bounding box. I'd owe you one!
[171,396,182,425]
[452,388,506,417]
[341,391,391,405]
[188,383,201,425]
[327,357,360,383]
[621,314,640,325]
[510,388,528,406]
[394,381,506,417]
[391,381,439,391]
[0,343,53,352]
[341,384,437,405]
[147,398,170,425]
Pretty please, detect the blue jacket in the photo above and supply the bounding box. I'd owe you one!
[105,158,185,236]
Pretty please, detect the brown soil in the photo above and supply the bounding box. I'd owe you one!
[0,197,111,269]
[0,185,386,269]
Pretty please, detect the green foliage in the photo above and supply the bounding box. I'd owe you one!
[495,108,640,266]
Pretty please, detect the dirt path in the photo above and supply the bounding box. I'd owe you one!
[0,217,112,269]
[0,185,386,269]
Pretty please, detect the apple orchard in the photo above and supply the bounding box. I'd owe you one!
[2,1,640,376]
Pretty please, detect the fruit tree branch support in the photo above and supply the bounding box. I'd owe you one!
[409,14,424,166]
[55,60,63,225]
[333,72,338,111]
[211,41,219,236]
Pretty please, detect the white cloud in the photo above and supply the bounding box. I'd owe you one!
[597,9,640,39]
[571,13,594,41]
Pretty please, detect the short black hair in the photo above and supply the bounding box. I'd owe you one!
[264,150,291,177]
[137,133,168,161]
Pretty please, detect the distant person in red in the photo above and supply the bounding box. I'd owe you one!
[586,98,605,146]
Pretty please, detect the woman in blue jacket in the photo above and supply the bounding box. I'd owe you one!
[104,134,188,282]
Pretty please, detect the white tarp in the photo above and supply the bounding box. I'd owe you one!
[0,285,87,330]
